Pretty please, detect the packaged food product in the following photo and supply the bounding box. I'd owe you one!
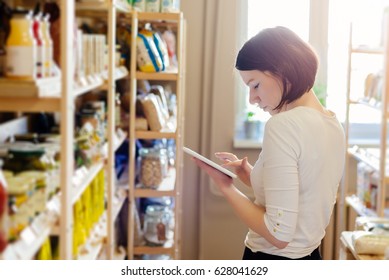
[153,32,169,71]
[160,0,180,12]
[145,0,160,12]
[3,146,47,173]
[138,147,166,188]
[5,11,37,79]
[17,171,48,216]
[136,29,163,73]
[143,205,173,245]
[6,176,35,241]
[32,13,45,78]
[141,94,166,131]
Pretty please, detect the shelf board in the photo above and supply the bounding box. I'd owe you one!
[348,146,389,181]
[340,231,384,260]
[346,195,379,217]
[351,46,384,54]
[72,162,105,205]
[135,131,177,139]
[1,194,60,260]
[135,168,176,197]
[136,71,178,81]
[76,0,131,13]
[99,66,129,90]
[98,246,126,260]
[102,129,128,158]
[112,191,127,221]
[0,75,105,112]
[134,240,174,255]
[77,212,107,260]
[348,98,381,111]
[137,12,182,22]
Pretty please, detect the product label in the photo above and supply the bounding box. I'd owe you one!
[5,46,36,78]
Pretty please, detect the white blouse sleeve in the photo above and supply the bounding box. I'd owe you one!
[261,117,301,242]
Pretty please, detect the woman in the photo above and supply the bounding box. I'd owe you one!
[192,26,345,260]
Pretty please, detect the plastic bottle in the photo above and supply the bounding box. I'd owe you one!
[40,14,53,77]
[32,13,45,78]
[5,11,37,79]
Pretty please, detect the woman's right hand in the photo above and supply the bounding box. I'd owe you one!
[214,152,252,187]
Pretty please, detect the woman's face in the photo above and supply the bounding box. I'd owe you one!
[239,70,284,116]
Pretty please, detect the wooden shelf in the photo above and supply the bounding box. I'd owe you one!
[77,212,107,260]
[134,240,174,255]
[348,98,381,111]
[351,46,384,54]
[0,194,60,260]
[76,0,131,13]
[347,146,389,177]
[135,131,177,139]
[135,168,176,197]
[346,195,379,217]
[136,71,178,81]
[0,75,105,112]
[72,162,105,205]
[137,12,182,22]
[100,66,129,90]
[340,231,384,260]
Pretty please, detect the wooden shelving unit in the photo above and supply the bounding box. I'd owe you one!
[127,12,186,260]
[0,0,128,260]
[0,1,185,261]
[338,10,389,257]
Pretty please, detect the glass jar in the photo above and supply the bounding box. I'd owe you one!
[138,147,167,188]
[143,205,173,245]
[3,146,47,173]
[5,11,37,79]
[6,176,35,241]
[0,160,8,252]
[17,171,47,216]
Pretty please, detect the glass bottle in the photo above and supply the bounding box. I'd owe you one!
[5,11,36,79]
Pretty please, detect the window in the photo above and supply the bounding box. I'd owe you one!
[234,0,310,145]
[235,0,389,147]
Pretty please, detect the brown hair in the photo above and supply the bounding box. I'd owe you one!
[235,26,319,110]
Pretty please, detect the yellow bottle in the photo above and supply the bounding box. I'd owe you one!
[40,15,53,78]
[5,12,36,80]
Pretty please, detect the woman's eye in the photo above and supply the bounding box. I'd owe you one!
[254,83,260,89]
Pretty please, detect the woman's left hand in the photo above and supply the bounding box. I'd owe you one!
[192,157,233,190]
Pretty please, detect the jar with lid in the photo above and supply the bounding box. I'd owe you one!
[0,159,8,252]
[6,176,35,241]
[143,205,173,245]
[138,147,167,188]
[17,171,47,216]
[5,10,37,79]
[3,146,48,173]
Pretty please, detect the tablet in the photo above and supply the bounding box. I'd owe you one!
[183,147,237,178]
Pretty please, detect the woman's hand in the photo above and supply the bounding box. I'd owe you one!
[215,152,252,187]
[192,158,234,190]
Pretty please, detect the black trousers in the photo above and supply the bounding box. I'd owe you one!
[242,246,322,260]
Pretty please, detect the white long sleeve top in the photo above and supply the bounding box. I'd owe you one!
[246,106,345,259]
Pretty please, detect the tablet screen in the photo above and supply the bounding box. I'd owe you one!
[183,147,237,178]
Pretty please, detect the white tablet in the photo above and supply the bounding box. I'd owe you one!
[183,147,237,178]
